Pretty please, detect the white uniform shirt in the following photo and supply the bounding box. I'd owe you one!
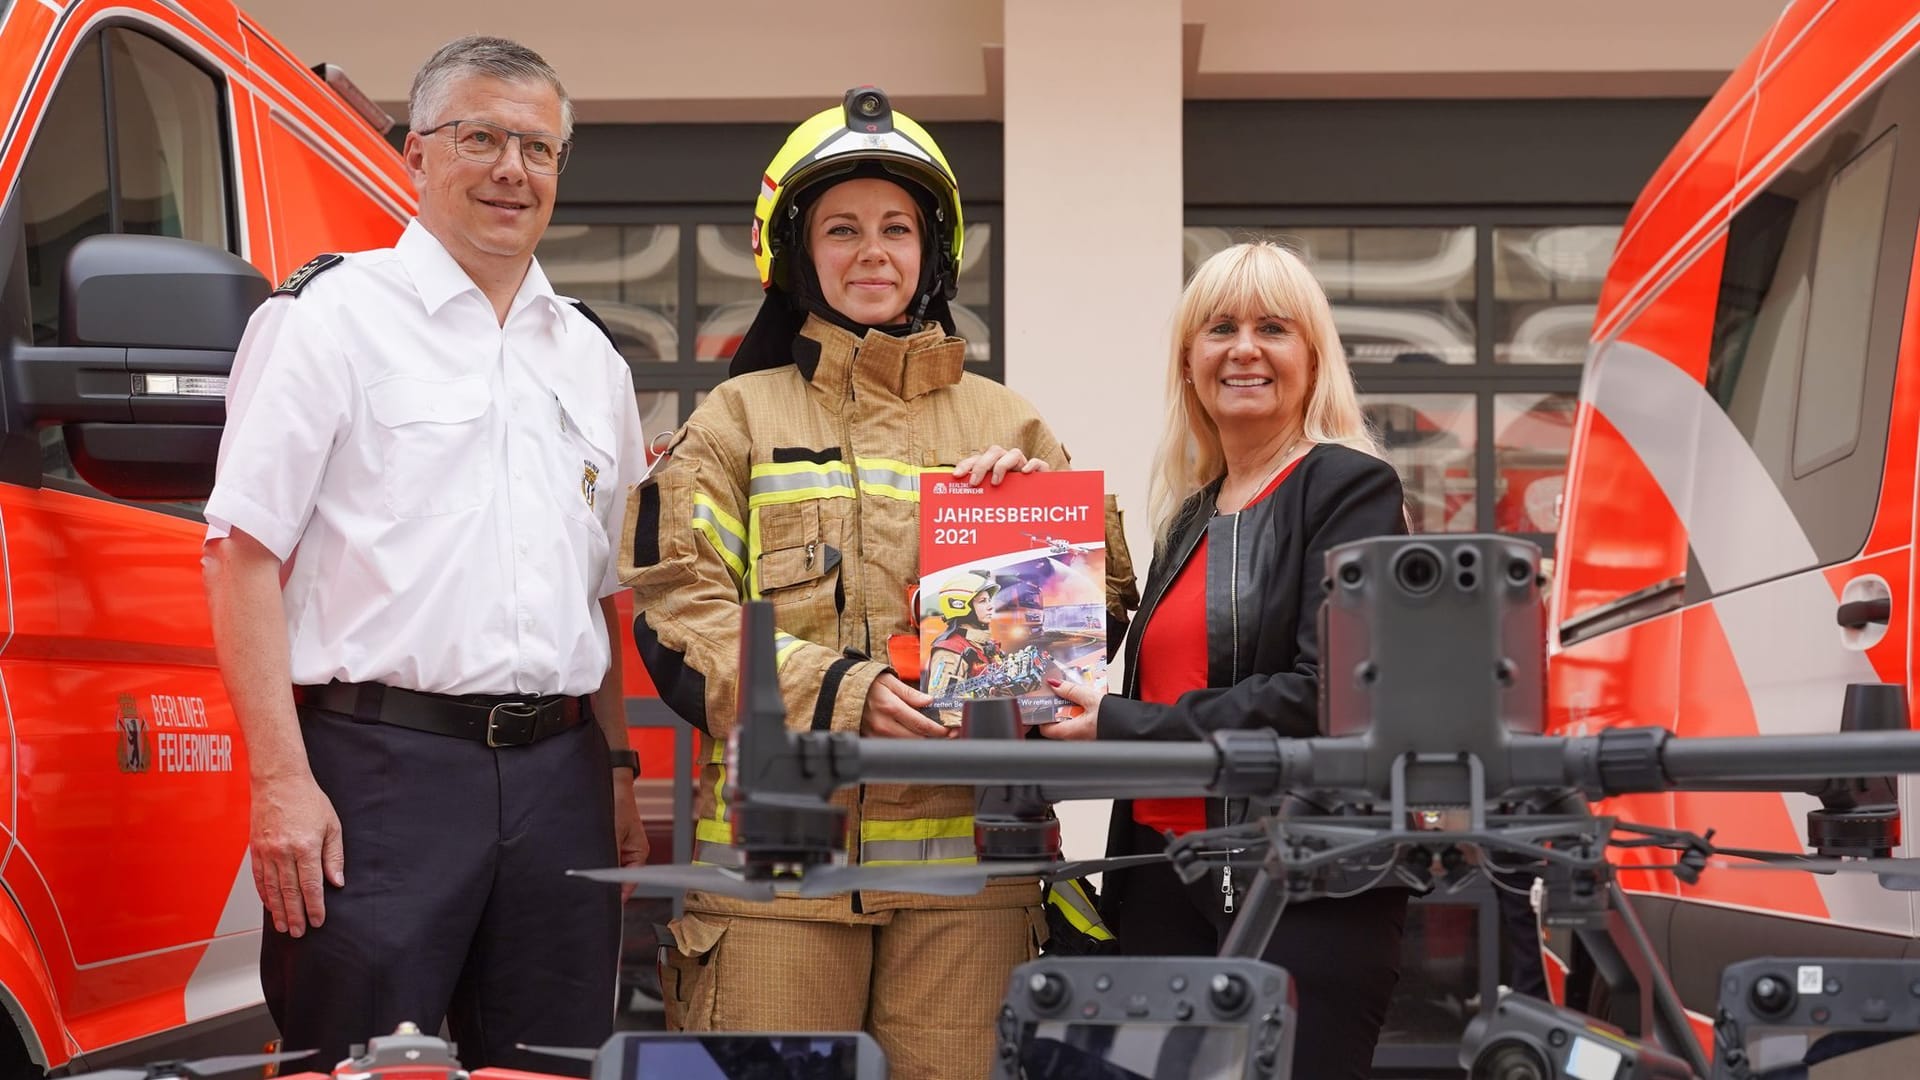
[205,220,648,696]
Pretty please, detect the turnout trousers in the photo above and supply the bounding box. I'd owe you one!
[663,905,1042,1080]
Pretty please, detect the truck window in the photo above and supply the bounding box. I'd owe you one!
[1700,67,1916,590]
[19,34,109,347]
[109,29,229,249]
[6,27,233,495]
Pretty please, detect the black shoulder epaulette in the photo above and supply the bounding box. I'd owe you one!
[568,299,620,350]
[273,253,345,297]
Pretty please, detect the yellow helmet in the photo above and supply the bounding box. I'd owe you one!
[934,571,998,620]
[750,86,964,299]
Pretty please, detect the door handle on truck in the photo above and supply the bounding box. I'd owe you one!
[1836,598,1892,629]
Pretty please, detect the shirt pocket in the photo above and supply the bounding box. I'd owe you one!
[365,375,494,518]
[551,386,618,527]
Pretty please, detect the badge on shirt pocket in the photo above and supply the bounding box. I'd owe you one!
[582,460,600,510]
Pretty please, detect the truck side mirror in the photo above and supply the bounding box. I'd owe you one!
[2,233,270,500]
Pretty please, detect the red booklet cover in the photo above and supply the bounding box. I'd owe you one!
[918,470,1107,725]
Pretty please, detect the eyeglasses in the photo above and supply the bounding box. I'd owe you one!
[417,119,571,175]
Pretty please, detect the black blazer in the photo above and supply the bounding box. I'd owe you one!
[1101,443,1408,870]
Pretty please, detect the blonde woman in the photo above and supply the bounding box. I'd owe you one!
[1046,241,1409,1080]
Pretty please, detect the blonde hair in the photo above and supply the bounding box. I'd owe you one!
[1146,240,1380,538]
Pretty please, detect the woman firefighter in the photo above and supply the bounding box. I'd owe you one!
[620,86,1134,1078]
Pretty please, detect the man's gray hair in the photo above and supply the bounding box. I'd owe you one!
[408,35,574,138]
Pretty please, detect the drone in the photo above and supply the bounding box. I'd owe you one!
[1020,532,1097,558]
[583,534,1920,1079]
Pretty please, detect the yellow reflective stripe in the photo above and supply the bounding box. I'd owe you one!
[751,460,856,479]
[691,494,748,586]
[692,492,747,547]
[861,852,978,867]
[749,486,855,508]
[854,457,923,502]
[693,840,743,868]
[747,462,855,508]
[775,631,806,669]
[706,748,728,824]
[859,815,974,842]
[696,818,732,845]
[860,836,977,865]
[860,816,977,866]
[1048,881,1115,941]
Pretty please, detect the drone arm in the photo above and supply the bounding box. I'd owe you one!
[1558,728,1920,797]
[855,738,1223,789]
[1658,730,1920,787]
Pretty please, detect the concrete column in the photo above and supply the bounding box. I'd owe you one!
[1003,0,1184,860]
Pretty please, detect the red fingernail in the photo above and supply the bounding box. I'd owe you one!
[1047,678,1062,688]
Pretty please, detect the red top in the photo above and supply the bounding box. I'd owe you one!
[1132,459,1301,836]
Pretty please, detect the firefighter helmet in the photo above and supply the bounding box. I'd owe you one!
[750,86,964,298]
[934,571,998,621]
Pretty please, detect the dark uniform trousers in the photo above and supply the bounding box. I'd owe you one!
[1106,821,1409,1080]
[261,706,620,1074]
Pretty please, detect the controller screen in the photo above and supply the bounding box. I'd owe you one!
[1023,1021,1250,1080]
[621,1034,861,1079]
[1737,1028,1920,1079]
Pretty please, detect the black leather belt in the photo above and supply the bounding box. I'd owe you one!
[294,681,590,747]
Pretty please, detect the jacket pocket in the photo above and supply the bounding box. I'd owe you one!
[660,912,729,1031]
[365,375,493,517]
[752,501,845,645]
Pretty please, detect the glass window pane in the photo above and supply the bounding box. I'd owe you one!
[1493,225,1618,365]
[109,30,228,249]
[1793,130,1895,475]
[696,224,761,364]
[1495,393,1576,533]
[539,223,679,365]
[953,221,992,364]
[20,35,109,346]
[1363,392,1476,532]
[1183,227,1476,365]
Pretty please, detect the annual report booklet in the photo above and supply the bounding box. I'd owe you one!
[917,469,1107,726]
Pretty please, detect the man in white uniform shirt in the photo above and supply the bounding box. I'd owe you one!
[201,36,647,1071]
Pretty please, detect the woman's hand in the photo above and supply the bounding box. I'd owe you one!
[1040,678,1100,740]
[953,445,1048,486]
[861,673,953,738]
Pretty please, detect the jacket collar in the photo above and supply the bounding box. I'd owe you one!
[792,314,967,400]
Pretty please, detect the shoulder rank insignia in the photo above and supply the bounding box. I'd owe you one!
[273,253,345,297]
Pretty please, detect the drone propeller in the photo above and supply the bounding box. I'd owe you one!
[1707,850,1920,889]
[514,1043,599,1063]
[66,1050,316,1080]
[571,854,1164,900]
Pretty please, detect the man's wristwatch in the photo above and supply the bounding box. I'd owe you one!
[610,749,640,773]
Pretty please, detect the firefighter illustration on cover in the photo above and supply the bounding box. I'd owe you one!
[925,570,1004,702]
[924,569,1051,725]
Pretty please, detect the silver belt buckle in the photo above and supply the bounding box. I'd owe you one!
[485,701,540,747]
